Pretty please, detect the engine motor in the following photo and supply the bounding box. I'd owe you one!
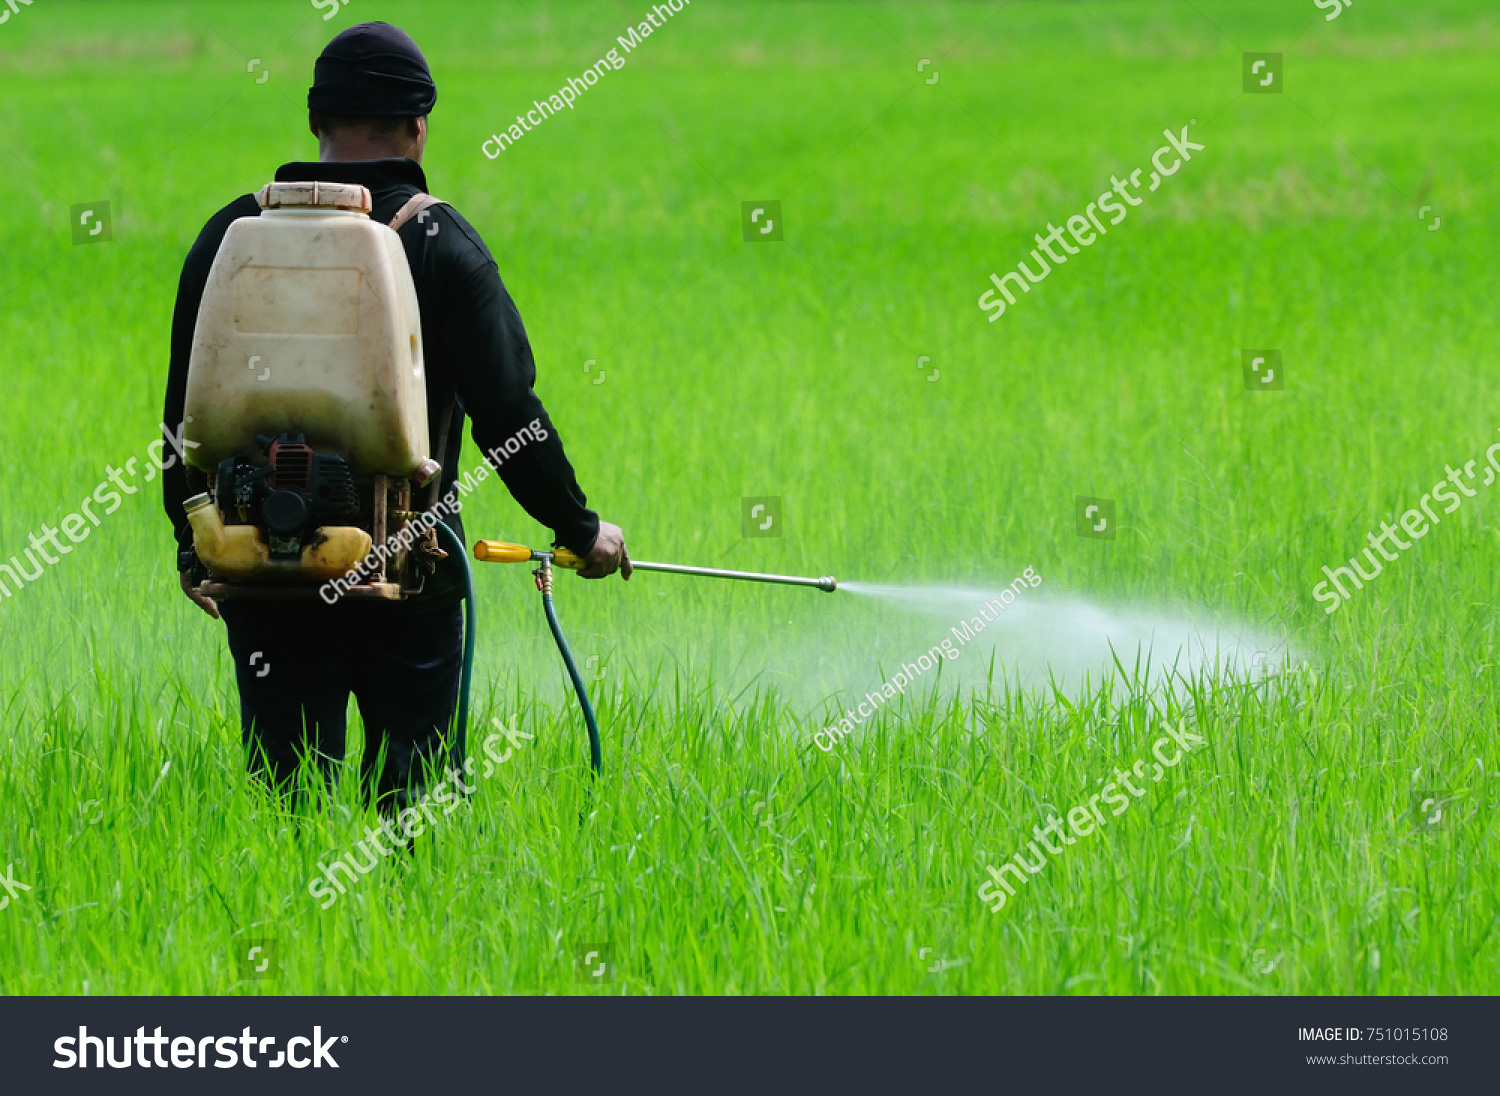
[216,433,360,558]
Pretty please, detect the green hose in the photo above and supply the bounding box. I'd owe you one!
[430,520,598,779]
[433,518,474,753]
[542,585,602,776]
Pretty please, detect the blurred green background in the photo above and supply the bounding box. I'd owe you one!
[0,0,1496,994]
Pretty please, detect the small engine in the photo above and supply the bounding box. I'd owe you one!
[216,432,359,558]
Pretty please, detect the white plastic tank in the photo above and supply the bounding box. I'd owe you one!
[183,181,430,477]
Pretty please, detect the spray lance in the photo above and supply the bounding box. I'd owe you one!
[472,538,837,775]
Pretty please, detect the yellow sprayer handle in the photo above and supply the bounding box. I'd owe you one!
[472,539,585,570]
[472,540,531,563]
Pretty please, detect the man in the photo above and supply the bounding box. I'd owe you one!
[161,22,629,812]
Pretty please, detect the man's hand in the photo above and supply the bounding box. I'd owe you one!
[179,571,221,620]
[577,521,632,580]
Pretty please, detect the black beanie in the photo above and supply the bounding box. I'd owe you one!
[307,22,437,118]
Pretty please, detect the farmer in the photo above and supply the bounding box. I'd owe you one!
[161,22,630,811]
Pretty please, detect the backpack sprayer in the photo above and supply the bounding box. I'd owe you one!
[180,179,449,601]
[178,177,836,778]
[472,539,837,775]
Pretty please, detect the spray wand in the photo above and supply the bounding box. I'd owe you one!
[474,540,837,591]
[473,539,838,775]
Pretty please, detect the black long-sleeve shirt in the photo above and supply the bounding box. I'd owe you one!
[162,157,599,612]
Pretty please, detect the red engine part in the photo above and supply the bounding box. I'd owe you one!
[266,436,315,493]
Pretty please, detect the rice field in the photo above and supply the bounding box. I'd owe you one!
[0,0,1496,995]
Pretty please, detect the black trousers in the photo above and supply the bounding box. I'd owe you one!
[221,600,464,811]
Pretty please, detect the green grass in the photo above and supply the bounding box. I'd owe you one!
[1,0,1497,994]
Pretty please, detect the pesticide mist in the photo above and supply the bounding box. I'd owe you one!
[478,570,1288,733]
[786,578,1287,712]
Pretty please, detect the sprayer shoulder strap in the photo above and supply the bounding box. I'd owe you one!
[428,390,459,513]
[387,191,457,512]
[387,192,446,234]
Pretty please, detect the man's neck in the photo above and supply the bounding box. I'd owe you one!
[319,141,418,164]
